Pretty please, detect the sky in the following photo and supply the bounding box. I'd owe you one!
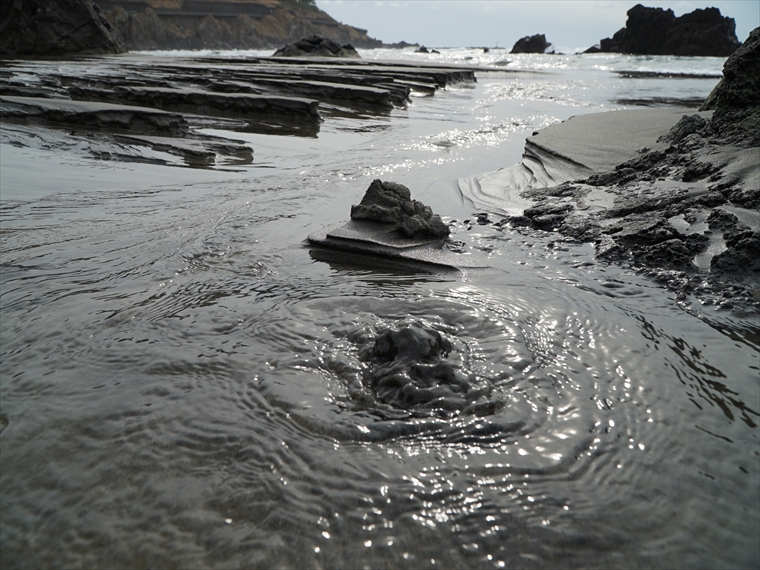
[316,1,759,52]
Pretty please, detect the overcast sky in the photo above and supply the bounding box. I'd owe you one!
[316,1,758,52]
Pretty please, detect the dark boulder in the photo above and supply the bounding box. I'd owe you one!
[273,35,360,58]
[350,179,450,239]
[595,4,740,56]
[701,27,760,144]
[510,34,551,54]
[0,0,125,57]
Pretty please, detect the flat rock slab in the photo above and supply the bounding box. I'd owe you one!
[0,95,188,134]
[308,220,488,270]
[68,86,322,120]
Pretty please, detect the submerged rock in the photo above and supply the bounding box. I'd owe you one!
[351,180,450,239]
[510,34,551,54]
[595,4,741,57]
[273,35,360,58]
[0,0,125,56]
[359,321,495,417]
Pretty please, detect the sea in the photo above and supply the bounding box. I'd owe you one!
[1,47,758,569]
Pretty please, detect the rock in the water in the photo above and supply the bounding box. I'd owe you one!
[510,34,551,54]
[273,35,360,58]
[701,26,760,144]
[350,180,450,239]
[359,322,474,416]
[595,4,741,56]
[0,0,125,56]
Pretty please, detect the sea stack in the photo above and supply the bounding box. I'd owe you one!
[510,34,552,54]
[594,4,741,56]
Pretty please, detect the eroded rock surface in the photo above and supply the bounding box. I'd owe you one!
[351,179,450,239]
[701,27,760,145]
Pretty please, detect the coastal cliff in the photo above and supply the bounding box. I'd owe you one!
[0,0,125,57]
[95,0,382,50]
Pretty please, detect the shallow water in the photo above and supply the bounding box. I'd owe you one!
[1,52,758,568]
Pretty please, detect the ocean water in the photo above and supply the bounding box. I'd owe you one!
[1,49,758,569]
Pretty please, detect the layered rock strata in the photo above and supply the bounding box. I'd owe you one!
[1,51,478,169]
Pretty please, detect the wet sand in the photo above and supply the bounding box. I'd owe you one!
[461,108,759,312]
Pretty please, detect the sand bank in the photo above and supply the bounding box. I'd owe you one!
[460,107,759,312]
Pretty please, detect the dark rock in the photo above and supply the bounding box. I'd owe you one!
[415,46,429,53]
[711,231,760,276]
[510,34,551,54]
[596,4,741,57]
[0,95,189,135]
[658,114,712,144]
[706,209,739,230]
[350,180,450,239]
[0,0,125,56]
[273,35,361,58]
[359,321,486,416]
[701,26,760,145]
[636,235,708,271]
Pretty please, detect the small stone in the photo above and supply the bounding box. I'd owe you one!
[350,179,450,239]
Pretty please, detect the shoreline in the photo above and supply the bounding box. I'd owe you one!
[460,107,759,313]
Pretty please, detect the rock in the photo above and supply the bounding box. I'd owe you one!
[510,34,551,54]
[701,27,760,145]
[273,35,360,58]
[415,46,430,53]
[359,321,475,416]
[595,4,741,57]
[99,1,383,51]
[0,0,125,56]
[350,180,450,239]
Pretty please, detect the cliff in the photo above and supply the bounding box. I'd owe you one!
[0,0,125,57]
[94,0,383,50]
[594,4,741,57]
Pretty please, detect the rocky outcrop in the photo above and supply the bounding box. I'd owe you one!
[595,4,741,56]
[0,0,125,56]
[510,34,551,54]
[97,0,382,51]
[351,180,450,239]
[701,27,760,145]
[273,35,360,58]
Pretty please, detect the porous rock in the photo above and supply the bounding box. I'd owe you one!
[701,26,760,144]
[351,179,450,239]
[359,322,470,414]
